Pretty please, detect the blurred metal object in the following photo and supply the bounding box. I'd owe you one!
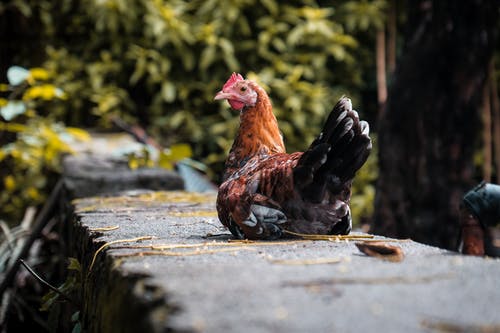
[460,182,500,257]
[459,207,485,256]
[176,160,217,193]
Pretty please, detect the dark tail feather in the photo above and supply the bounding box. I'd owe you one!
[294,97,372,202]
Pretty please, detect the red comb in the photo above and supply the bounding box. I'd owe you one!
[223,72,244,90]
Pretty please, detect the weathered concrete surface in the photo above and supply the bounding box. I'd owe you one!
[62,132,184,198]
[63,155,183,198]
[71,191,500,333]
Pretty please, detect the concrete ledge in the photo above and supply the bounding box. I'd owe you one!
[70,202,170,332]
[70,191,500,333]
[62,133,500,332]
[63,155,184,198]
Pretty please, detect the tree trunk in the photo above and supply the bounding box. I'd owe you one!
[387,0,397,75]
[482,75,492,183]
[491,60,500,182]
[372,0,498,249]
[376,28,387,114]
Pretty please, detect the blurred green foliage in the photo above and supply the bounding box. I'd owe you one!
[1,0,385,225]
[0,67,90,223]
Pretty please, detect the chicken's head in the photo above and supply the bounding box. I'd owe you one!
[214,72,257,110]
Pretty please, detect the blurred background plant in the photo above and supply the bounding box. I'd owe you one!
[0,64,89,332]
[1,0,385,228]
[0,65,90,224]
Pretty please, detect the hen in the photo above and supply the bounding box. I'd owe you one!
[214,73,371,239]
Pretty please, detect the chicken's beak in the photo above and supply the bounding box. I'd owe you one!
[214,91,232,100]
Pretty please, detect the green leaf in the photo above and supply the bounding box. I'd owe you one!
[200,46,216,71]
[130,57,146,85]
[72,323,81,333]
[260,0,278,15]
[161,81,176,102]
[219,38,238,70]
[67,258,82,272]
[40,290,59,312]
[71,311,80,322]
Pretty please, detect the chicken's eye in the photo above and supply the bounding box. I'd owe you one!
[240,86,247,92]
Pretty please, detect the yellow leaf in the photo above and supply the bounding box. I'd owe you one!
[158,144,192,170]
[4,175,16,191]
[26,187,40,200]
[158,158,174,170]
[22,84,63,101]
[41,126,73,155]
[29,68,50,82]
[0,84,9,92]
[0,122,27,132]
[169,144,192,160]
[0,98,7,107]
[10,149,21,159]
[44,147,56,161]
[25,109,36,117]
[66,127,91,142]
[128,157,139,170]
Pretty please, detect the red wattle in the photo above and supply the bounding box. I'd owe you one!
[229,100,245,110]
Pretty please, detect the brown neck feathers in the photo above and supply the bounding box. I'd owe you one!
[223,81,286,179]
